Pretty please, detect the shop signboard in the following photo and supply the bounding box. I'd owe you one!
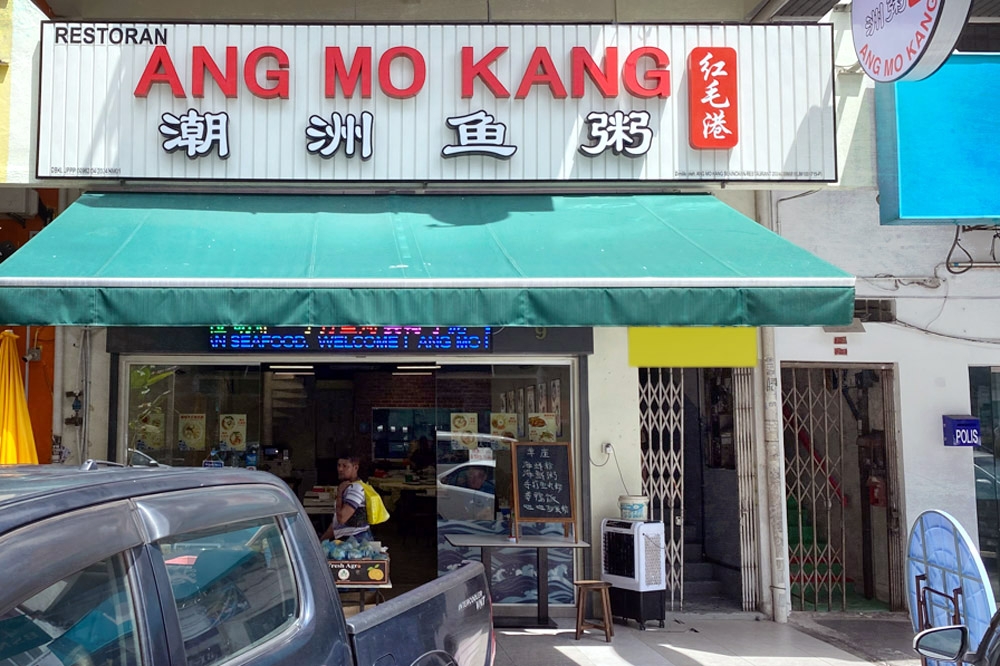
[38,22,836,182]
[851,0,972,82]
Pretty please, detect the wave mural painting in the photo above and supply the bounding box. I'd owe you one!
[437,519,575,605]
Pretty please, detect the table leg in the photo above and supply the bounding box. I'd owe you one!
[537,547,548,624]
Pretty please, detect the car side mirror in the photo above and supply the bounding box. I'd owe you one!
[913,625,969,662]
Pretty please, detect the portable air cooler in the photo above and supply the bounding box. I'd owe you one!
[600,518,666,592]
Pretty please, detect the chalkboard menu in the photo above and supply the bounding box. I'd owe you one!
[511,442,576,539]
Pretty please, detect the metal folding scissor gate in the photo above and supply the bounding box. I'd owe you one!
[781,366,848,611]
[639,367,684,610]
[733,368,761,612]
[640,367,762,612]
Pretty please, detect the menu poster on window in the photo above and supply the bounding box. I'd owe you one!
[499,392,508,413]
[550,379,562,437]
[537,383,547,412]
[220,413,247,451]
[490,413,518,440]
[138,410,165,449]
[179,414,206,451]
[528,413,557,442]
[470,447,494,461]
[450,412,478,449]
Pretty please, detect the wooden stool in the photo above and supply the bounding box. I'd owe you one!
[574,580,613,642]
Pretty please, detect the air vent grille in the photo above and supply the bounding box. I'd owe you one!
[855,299,895,324]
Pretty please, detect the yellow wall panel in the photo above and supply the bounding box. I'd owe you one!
[628,327,757,367]
[0,1,11,181]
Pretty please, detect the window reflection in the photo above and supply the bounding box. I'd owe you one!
[0,556,140,666]
[155,519,297,666]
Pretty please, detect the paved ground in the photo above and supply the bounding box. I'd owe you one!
[493,611,921,666]
[787,612,920,666]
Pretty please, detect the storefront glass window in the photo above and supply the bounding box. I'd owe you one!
[125,364,261,468]
[430,364,576,606]
[969,366,1000,596]
[122,359,576,607]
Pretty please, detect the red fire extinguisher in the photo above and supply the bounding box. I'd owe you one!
[866,475,887,507]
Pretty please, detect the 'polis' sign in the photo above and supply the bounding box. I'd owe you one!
[38,22,836,182]
[852,0,972,82]
[942,414,981,447]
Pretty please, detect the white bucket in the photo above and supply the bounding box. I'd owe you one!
[618,495,649,520]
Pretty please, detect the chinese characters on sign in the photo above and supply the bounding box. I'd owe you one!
[306,111,374,160]
[158,106,663,163]
[518,447,569,516]
[159,109,231,158]
[442,110,517,159]
[579,110,653,157]
[688,47,738,150]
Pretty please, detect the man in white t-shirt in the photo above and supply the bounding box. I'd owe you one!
[320,456,373,543]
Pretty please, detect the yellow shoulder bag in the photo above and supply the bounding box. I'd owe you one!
[359,481,390,525]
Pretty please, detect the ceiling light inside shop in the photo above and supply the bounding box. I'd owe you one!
[273,371,315,377]
[396,364,441,370]
[269,365,314,370]
[392,371,433,376]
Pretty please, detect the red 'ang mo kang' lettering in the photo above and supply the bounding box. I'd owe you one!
[134,45,290,99]
[462,45,670,99]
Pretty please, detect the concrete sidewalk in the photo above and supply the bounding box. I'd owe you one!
[494,612,920,666]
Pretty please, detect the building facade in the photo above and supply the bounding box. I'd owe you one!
[5,0,947,625]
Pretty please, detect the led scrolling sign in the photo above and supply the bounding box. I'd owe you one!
[209,326,492,353]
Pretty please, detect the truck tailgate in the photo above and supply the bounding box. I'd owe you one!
[346,561,494,666]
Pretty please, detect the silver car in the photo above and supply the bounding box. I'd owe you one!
[436,460,496,521]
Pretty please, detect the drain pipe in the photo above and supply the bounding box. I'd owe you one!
[51,189,71,464]
[52,326,64,462]
[756,190,791,623]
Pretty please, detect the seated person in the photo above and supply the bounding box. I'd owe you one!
[409,436,435,471]
[320,456,373,543]
[465,467,495,495]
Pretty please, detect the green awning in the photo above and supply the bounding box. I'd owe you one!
[0,192,854,327]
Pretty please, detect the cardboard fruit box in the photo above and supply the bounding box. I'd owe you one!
[328,558,390,585]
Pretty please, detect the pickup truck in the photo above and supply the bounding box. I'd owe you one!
[0,464,495,666]
[915,614,1000,666]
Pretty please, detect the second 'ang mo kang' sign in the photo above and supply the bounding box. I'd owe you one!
[38,23,836,182]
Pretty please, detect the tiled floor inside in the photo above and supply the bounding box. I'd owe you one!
[493,615,879,666]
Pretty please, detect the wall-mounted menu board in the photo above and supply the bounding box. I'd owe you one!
[511,442,576,540]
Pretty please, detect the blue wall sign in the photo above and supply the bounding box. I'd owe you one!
[942,415,981,447]
[876,54,1000,225]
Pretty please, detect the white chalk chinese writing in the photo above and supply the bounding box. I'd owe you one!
[579,110,653,157]
[441,111,517,159]
[518,446,569,516]
[306,111,374,160]
[698,52,732,141]
[159,109,231,159]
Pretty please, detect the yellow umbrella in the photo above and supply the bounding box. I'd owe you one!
[0,329,38,464]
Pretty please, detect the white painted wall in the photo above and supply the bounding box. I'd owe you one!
[7,0,43,184]
[828,5,877,190]
[773,185,1000,544]
[585,327,642,577]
